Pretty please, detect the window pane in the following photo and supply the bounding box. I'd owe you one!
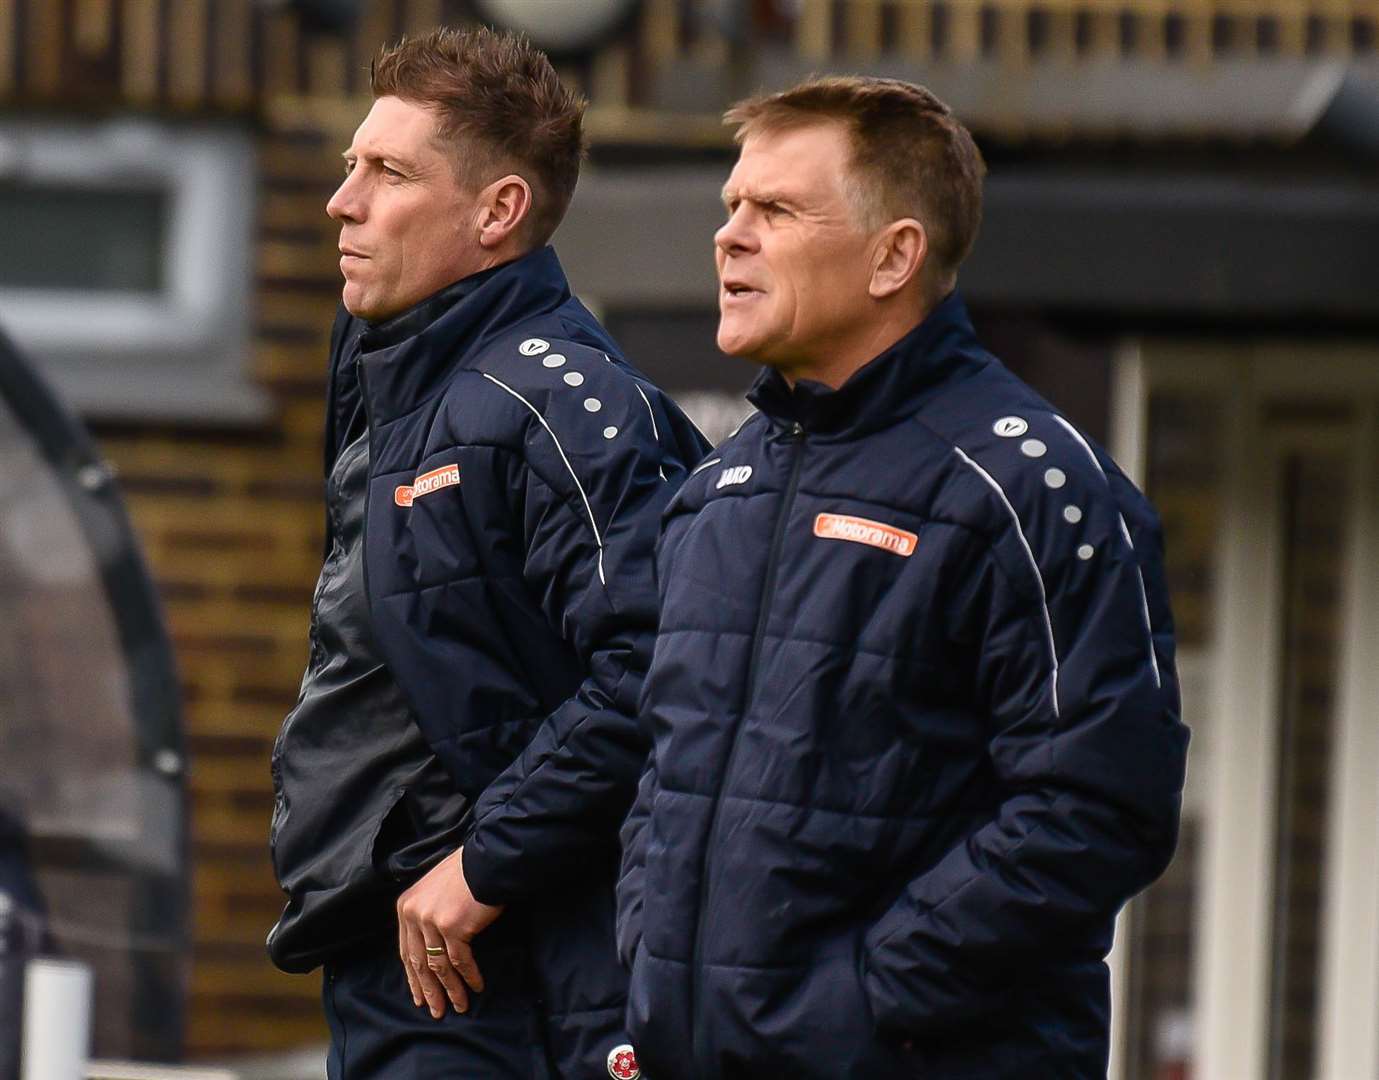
[1147,393,1223,649]
[1125,389,1224,1080]
[0,182,166,292]
[1267,449,1348,1080]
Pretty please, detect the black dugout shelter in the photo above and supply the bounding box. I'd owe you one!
[0,328,186,1061]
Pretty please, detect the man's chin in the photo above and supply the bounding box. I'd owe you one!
[341,285,383,321]
[716,328,766,365]
[716,339,778,370]
[341,282,363,314]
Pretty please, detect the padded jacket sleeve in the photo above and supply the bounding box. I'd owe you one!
[460,368,704,906]
[616,482,702,968]
[861,470,1190,1034]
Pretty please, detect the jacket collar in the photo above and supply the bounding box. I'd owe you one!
[358,267,500,353]
[745,291,990,439]
[357,245,572,425]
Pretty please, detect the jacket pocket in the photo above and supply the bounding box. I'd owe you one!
[793,930,916,1078]
[696,929,918,1080]
[369,782,470,883]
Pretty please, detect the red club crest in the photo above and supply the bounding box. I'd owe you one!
[606,1043,640,1079]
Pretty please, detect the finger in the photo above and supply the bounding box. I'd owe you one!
[449,938,485,995]
[404,918,447,1019]
[403,916,431,1011]
[398,908,422,1008]
[425,945,470,1015]
[415,959,448,1020]
[413,943,450,1021]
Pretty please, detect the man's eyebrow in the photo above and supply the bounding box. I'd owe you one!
[341,147,421,172]
[721,186,792,207]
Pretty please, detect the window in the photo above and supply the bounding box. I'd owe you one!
[0,120,265,421]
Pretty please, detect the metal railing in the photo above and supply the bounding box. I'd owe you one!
[632,0,1378,69]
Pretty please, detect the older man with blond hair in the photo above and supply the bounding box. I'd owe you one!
[617,76,1188,1078]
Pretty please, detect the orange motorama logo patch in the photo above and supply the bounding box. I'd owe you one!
[814,512,917,557]
[395,463,460,507]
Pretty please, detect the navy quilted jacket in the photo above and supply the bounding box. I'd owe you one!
[618,293,1189,1078]
[345,246,707,1067]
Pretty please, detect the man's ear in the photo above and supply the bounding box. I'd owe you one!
[476,174,533,250]
[868,219,926,300]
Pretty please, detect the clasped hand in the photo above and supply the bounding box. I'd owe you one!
[395,847,504,1018]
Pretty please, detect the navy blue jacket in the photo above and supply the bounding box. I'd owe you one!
[618,293,1189,1078]
[339,247,707,1072]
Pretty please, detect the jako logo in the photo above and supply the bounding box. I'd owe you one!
[814,512,918,557]
[715,465,753,489]
[395,463,460,507]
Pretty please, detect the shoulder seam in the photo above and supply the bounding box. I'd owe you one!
[633,383,669,481]
[1051,414,1162,688]
[950,443,1061,718]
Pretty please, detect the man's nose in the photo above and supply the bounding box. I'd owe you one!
[326,172,363,223]
[714,206,756,257]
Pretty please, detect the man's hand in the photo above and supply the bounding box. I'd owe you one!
[396,847,504,1018]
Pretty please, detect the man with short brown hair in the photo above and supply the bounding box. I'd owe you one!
[617,76,1187,1077]
[367,25,583,250]
[267,26,706,1079]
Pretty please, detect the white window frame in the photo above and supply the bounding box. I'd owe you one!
[1109,340,1379,1080]
[0,119,267,422]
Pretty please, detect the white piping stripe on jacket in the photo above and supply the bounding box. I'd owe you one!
[728,411,757,440]
[1128,555,1163,687]
[481,372,607,586]
[1052,413,1106,479]
[953,445,1061,718]
[634,383,668,480]
[1054,414,1161,688]
[691,456,722,476]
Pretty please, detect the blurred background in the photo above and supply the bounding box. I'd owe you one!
[0,0,1376,1077]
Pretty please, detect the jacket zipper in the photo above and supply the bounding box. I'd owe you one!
[690,420,806,1074]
